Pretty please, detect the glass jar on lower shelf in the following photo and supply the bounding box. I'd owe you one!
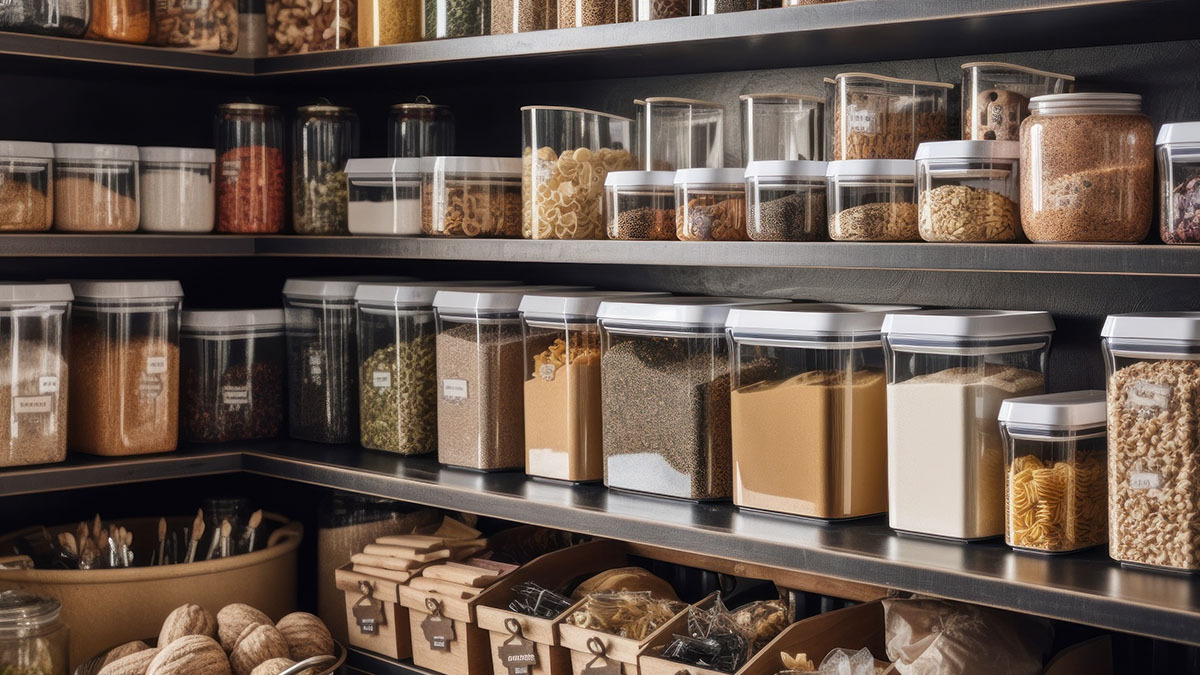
[0,591,69,675]
[0,141,53,232]
[674,168,747,241]
[744,160,827,241]
[826,159,917,242]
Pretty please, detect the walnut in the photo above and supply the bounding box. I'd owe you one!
[147,635,229,675]
[230,623,291,675]
[218,604,273,652]
[275,612,334,662]
[158,604,217,647]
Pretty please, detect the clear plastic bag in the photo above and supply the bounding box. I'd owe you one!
[883,598,1051,675]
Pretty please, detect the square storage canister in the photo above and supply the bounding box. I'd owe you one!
[825,73,951,160]
[346,158,423,236]
[0,141,54,232]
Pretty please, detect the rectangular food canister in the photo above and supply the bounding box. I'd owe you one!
[635,98,725,171]
[914,140,1021,243]
[346,157,423,236]
[960,62,1073,142]
[1156,122,1200,245]
[825,73,952,161]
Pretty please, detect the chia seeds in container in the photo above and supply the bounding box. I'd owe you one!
[138,147,216,234]
[604,170,676,241]
[1157,122,1200,245]
[744,160,827,241]
[293,105,360,235]
[0,141,53,232]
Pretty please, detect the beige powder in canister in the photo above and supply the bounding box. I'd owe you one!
[54,176,138,232]
[523,337,603,482]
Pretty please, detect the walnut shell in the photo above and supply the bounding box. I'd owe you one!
[158,604,218,647]
[218,604,273,652]
[101,641,151,668]
[275,612,334,661]
[230,623,291,675]
[98,648,161,675]
[147,635,229,675]
[249,658,297,675]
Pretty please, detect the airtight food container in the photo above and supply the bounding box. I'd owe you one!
[292,104,360,236]
[215,103,286,234]
[727,303,917,519]
[68,280,184,456]
[1156,122,1200,244]
[138,147,216,233]
[421,157,522,237]
[825,73,952,160]
[597,296,776,500]
[388,101,454,157]
[346,158,422,236]
[674,168,748,241]
[52,143,139,232]
[826,159,918,242]
[915,141,1020,243]
[0,141,53,232]
[181,309,285,444]
[0,0,88,36]
[882,309,1054,540]
[0,283,73,468]
[1102,313,1200,572]
[998,390,1107,554]
[744,160,827,241]
[961,62,1074,141]
[636,98,725,171]
[604,170,677,240]
[740,94,824,164]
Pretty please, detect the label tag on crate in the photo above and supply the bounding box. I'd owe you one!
[422,614,456,650]
[354,582,387,636]
[500,619,539,675]
[582,637,621,675]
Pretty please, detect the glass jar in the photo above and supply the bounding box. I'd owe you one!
[86,0,149,42]
[215,103,286,234]
[138,147,216,234]
[740,93,824,164]
[1101,313,1200,572]
[359,0,420,45]
[1156,122,1200,245]
[293,104,359,236]
[267,0,355,53]
[520,291,664,482]
[180,309,285,444]
[0,0,86,36]
[744,160,827,242]
[346,158,422,236]
[0,591,68,675]
[596,296,775,500]
[522,106,635,240]
[782,0,847,5]
[727,303,916,519]
[636,98,724,171]
[557,0,629,27]
[826,159,917,242]
[633,0,686,20]
[998,390,1107,554]
[915,140,1020,243]
[52,143,139,233]
[1020,93,1153,243]
[0,141,53,232]
[491,0,551,32]
[825,73,951,160]
[960,62,1073,142]
[388,102,454,157]
[0,284,72,468]
[67,280,183,456]
[421,156,522,237]
[675,168,747,241]
[425,0,485,38]
[696,0,748,12]
[882,309,1054,540]
[604,170,676,240]
[150,0,237,51]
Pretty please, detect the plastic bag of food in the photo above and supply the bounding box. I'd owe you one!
[568,591,685,640]
[883,598,1051,675]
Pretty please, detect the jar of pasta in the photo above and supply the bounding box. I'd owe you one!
[421,156,522,237]
[674,168,747,241]
[825,73,951,160]
[998,391,1107,554]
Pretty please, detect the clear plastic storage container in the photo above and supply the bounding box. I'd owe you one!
[359,0,420,45]
[961,62,1073,142]
[604,170,677,240]
[215,103,285,234]
[425,0,485,37]
[740,93,824,164]
[998,390,1107,554]
[826,159,917,241]
[0,591,69,675]
[727,303,917,519]
[491,0,552,32]
[915,140,1020,243]
[1020,93,1153,243]
[636,98,725,171]
[138,147,215,233]
[180,309,285,444]
[557,0,629,27]
[520,290,666,483]
[388,101,454,157]
[1102,313,1200,572]
[597,296,776,500]
[0,0,87,37]
[634,0,686,20]
[826,73,952,160]
[284,277,412,445]
[421,156,522,237]
[744,160,827,241]
[0,284,72,468]
[267,0,355,53]
[151,0,237,51]
[0,141,53,232]
[86,0,149,42]
[68,280,183,456]
[522,106,635,240]
[432,285,587,471]
[1156,122,1200,245]
[882,309,1054,540]
[696,0,749,13]
[674,168,747,241]
[346,158,422,236]
[293,104,360,235]
[52,143,139,233]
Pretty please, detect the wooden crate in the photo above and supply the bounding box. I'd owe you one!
[559,590,696,675]
[637,595,724,675]
[336,563,413,660]
[739,601,888,675]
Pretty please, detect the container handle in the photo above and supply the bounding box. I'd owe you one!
[426,597,444,617]
[266,521,303,549]
[280,654,338,675]
[586,637,607,657]
[505,617,523,636]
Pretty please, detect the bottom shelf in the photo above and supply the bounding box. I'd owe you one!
[344,649,433,675]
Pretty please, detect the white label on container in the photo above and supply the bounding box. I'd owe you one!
[847,106,879,134]
[1125,380,1172,410]
[222,386,250,407]
[139,374,163,399]
[38,376,59,394]
[373,371,392,389]
[14,396,51,414]
[221,159,241,180]
[442,378,468,401]
[146,355,168,375]
[1130,472,1163,491]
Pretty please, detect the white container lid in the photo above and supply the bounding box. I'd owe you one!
[744,160,828,179]
[139,147,217,164]
[914,141,1020,161]
[69,280,183,301]
[520,291,671,321]
[433,285,590,314]
[1028,92,1142,113]
[882,309,1055,338]
[1101,312,1200,342]
[827,160,916,178]
[674,168,746,185]
[283,276,415,301]
[355,280,515,307]
[998,391,1106,430]
[727,303,920,337]
[605,170,676,188]
[0,141,53,159]
[597,296,776,328]
[346,157,423,176]
[419,156,520,176]
[0,283,73,305]
[53,143,139,162]
[182,309,285,331]
[1157,122,1200,146]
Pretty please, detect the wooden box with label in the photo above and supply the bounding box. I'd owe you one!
[336,563,414,660]
[558,585,691,675]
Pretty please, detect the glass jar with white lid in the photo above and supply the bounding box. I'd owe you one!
[138,146,216,233]
[346,158,422,236]
[915,140,1020,243]
[52,143,139,232]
